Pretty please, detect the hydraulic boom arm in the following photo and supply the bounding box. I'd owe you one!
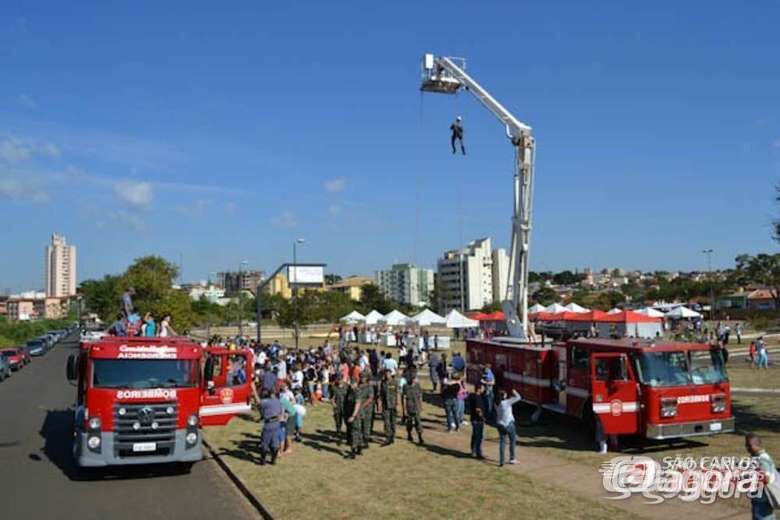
[421,53,536,340]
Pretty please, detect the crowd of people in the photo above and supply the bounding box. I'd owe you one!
[203,331,523,467]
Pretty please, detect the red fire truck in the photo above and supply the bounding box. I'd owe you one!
[467,337,734,447]
[66,336,253,467]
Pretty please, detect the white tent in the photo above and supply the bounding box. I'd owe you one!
[528,303,546,313]
[340,310,365,323]
[636,307,665,318]
[381,309,411,326]
[665,306,702,319]
[411,308,447,327]
[364,310,384,325]
[546,303,567,313]
[564,302,589,313]
[607,308,622,315]
[445,309,479,329]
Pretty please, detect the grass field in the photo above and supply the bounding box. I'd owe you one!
[206,397,634,520]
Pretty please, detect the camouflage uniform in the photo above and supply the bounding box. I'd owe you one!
[358,382,374,447]
[403,381,424,443]
[331,382,347,436]
[380,378,398,443]
[344,384,362,451]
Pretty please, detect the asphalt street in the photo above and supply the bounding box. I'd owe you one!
[0,332,256,520]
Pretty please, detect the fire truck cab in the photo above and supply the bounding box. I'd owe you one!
[66,336,253,467]
[467,337,734,446]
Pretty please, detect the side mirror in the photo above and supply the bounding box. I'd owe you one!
[66,354,78,382]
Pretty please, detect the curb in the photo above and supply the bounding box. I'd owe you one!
[203,438,274,520]
[731,387,780,395]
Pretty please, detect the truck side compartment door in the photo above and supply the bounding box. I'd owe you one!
[590,352,639,435]
[200,351,253,426]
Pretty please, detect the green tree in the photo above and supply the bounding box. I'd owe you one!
[734,253,780,309]
[531,287,558,305]
[80,274,123,321]
[480,301,503,313]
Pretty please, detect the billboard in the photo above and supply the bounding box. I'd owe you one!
[287,265,324,285]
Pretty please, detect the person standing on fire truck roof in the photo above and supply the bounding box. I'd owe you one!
[120,287,135,319]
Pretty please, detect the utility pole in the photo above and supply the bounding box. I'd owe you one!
[702,249,714,320]
[292,239,305,349]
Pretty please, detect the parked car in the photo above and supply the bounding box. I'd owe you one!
[26,339,46,357]
[0,355,10,381]
[1,348,24,371]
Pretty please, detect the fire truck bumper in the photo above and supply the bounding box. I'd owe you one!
[646,417,735,440]
[74,429,203,467]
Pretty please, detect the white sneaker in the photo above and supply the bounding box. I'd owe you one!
[509,459,518,464]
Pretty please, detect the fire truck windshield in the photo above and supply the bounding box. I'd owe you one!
[92,359,199,389]
[636,350,728,387]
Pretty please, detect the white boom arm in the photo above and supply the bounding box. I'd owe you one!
[421,53,536,340]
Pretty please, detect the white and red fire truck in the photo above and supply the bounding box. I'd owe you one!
[66,335,253,467]
[467,336,734,444]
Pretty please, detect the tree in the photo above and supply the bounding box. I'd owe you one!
[552,270,583,286]
[480,301,503,313]
[734,253,780,309]
[359,284,394,314]
[531,287,558,305]
[80,274,123,321]
[324,274,343,286]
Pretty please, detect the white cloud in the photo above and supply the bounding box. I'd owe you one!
[328,203,342,216]
[0,136,61,163]
[324,177,346,193]
[0,176,49,203]
[109,210,145,232]
[271,210,297,228]
[113,180,153,208]
[17,93,37,109]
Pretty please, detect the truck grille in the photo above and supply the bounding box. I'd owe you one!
[113,402,178,458]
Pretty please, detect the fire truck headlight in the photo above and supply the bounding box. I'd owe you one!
[151,421,159,430]
[185,432,198,445]
[166,406,175,415]
[88,417,101,430]
[711,394,726,413]
[660,397,678,418]
[87,435,101,450]
[187,414,199,427]
[118,407,127,416]
[132,421,141,431]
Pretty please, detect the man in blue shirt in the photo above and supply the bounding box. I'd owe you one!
[481,364,496,418]
[452,352,466,373]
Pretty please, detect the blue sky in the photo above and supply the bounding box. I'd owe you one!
[1,1,778,292]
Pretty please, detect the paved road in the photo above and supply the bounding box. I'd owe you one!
[0,332,256,520]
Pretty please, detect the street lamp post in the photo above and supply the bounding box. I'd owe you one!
[702,249,714,320]
[292,238,305,349]
[238,260,248,340]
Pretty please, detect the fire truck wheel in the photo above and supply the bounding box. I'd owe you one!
[583,401,597,436]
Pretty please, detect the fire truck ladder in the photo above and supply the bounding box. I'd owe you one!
[420,54,536,340]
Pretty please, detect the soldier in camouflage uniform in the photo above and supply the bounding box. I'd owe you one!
[379,369,398,445]
[345,378,364,457]
[358,372,374,449]
[331,378,347,443]
[402,372,424,444]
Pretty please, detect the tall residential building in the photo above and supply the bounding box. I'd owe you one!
[375,263,434,307]
[218,270,264,294]
[437,237,509,313]
[45,233,77,297]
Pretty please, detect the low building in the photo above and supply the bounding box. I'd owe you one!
[747,289,777,311]
[715,292,748,311]
[7,296,67,321]
[218,270,264,295]
[188,285,227,304]
[328,276,374,301]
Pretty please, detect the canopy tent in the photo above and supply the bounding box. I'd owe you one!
[528,303,547,313]
[381,309,411,326]
[564,302,589,313]
[466,311,489,321]
[665,306,702,319]
[363,310,384,325]
[596,310,663,339]
[445,309,479,329]
[607,308,622,315]
[411,308,447,327]
[546,303,567,313]
[340,310,365,323]
[636,307,665,318]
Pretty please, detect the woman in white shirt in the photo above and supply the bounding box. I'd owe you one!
[159,315,177,337]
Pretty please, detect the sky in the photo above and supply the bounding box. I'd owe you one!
[1,1,779,292]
